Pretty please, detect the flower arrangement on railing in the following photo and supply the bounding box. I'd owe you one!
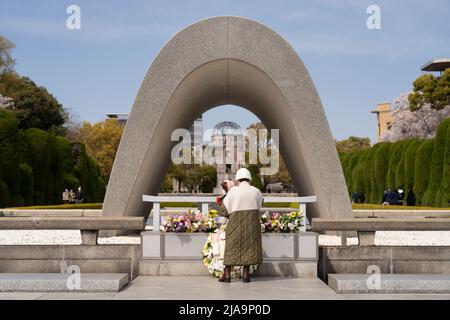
[260,210,303,233]
[160,209,218,232]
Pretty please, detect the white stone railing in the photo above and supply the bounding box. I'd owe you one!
[142,195,317,232]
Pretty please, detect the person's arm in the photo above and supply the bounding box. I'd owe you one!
[218,203,230,218]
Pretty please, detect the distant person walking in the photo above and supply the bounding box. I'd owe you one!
[62,188,69,204]
[359,193,366,204]
[382,188,399,205]
[75,186,84,204]
[407,189,416,206]
[386,188,399,205]
[398,189,404,205]
[352,191,360,204]
[69,189,76,204]
[382,189,389,205]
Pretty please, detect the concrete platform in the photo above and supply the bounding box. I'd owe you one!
[328,274,450,294]
[0,273,129,292]
[1,276,450,299]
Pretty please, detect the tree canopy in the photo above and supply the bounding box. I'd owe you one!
[76,119,124,181]
[336,136,371,153]
[0,72,67,133]
[409,69,450,111]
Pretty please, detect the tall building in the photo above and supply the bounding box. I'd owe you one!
[371,102,392,143]
[210,121,246,193]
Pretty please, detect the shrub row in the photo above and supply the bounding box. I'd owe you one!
[340,118,450,206]
[0,109,105,207]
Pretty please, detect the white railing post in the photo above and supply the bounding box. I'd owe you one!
[299,203,306,232]
[153,202,160,232]
[201,202,209,216]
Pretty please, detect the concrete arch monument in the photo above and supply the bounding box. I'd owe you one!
[102,16,352,220]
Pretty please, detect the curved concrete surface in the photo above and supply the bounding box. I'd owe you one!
[103,16,352,220]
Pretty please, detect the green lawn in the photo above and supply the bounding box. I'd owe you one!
[352,203,450,210]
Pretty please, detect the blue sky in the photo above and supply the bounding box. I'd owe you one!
[0,0,449,142]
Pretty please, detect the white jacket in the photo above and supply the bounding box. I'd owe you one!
[223,181,263,213]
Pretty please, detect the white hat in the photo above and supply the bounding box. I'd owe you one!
[235,168,252,181]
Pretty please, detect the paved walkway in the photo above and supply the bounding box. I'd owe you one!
[1,276,450,300]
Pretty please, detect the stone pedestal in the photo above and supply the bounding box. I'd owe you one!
[140,231,318,277]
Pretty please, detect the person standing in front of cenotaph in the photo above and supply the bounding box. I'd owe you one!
[218,168,263,283]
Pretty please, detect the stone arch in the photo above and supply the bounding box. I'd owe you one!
[102,16,352,220]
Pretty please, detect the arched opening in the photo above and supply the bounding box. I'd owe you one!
[163,104,293,194]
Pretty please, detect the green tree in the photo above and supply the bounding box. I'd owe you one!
[336,136,371,153]
[0,72,67,133]
[77,120,124,181]
[247,164,264,191]
[198,165,217,193]
[409,69,450,111]
[0,109,22,206]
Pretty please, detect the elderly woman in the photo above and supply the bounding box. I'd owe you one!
[218,168,263,283]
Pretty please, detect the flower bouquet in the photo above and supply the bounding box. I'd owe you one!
[260,210,304,233]
[161,209,218,233]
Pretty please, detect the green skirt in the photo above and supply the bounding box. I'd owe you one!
[223,210,263,266]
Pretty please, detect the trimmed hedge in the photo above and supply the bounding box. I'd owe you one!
[413,139,434,204]
[0,109,105,208]
[373,142,391,203]
[422,118,450,206]
[403,139,422,201]
[340,119,450,206]
[438,123,450,207]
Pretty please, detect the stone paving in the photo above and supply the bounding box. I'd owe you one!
[1,276,450,300]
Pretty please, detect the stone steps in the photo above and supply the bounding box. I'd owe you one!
[328,274,450,294]
[0,273,129,292]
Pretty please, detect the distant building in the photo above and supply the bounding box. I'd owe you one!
[171,120,247,193]
[106,113,129,126]
[371,58,449,142]
[421,58,450,75]
[371,102,392,143]
[211,121,246,193]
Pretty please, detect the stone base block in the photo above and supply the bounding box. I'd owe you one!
[140,259,317,277]
[328,274,450,294]
[254,261,317,278]
[0,273,129,292]
[139,260,211,276]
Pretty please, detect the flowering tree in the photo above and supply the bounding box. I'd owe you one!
[0,93,13,108]
[381,92,450,142]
